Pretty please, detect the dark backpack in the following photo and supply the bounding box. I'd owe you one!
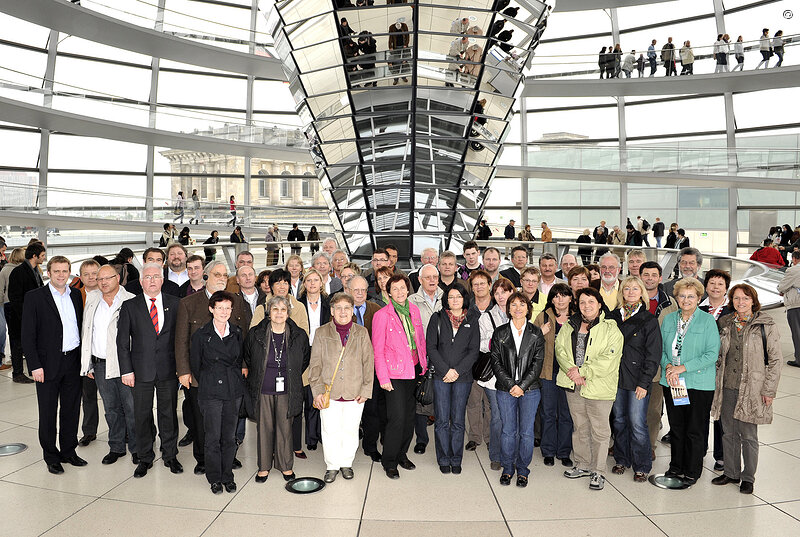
[642,219,650,231]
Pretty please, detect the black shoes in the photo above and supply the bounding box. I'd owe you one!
[164,459,184,474]
[714,460,725,471]
[711,475,740,486]
[398,458,416,471]
[62,454,88,467]
[178,432,193,447]
[282,472,296,481]
[294,450,307,459]
[307,444,317,451]
[13,375,34,384]
[661,432,672,445]
[465,441,478,451]
[561,457,573,467]
[255,473,268,483]
[385,468,400,479]
[787,360,800,368]
[516,476,528,488]
[740,481,754,494]
[232,458,242,469]
[534,438,541,448]
[439,465,451,474]
[451,465,462,475]
[132,454,139,465]
[364,450,382,462]
[78,435,96,447]
[413,443,426,454]
[224,481,237,493]
[499,474,512,486]
[543,456,555,466]
[47,462,65,475]
[194,464,206,475]
[211,482,223,495]
[134,462,153,478]
[101,452,126,465]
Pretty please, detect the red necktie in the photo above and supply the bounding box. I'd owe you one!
[150,298,159,335]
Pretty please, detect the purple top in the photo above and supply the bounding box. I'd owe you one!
[261,332,286,395]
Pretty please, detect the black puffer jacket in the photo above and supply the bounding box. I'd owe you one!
[606,307,661,391]
[190,320,244,402]
[242,317,310,420]
[426,306,481,383]
[490,321,545,392]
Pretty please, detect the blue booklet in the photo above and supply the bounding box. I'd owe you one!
[670,378,690,406]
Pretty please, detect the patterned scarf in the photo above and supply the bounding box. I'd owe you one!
[623,303,640,321]
[391,298,416,350]
[446,309,467,332]
[733,312,751,333]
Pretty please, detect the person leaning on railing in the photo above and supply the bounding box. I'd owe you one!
[711,283,781,495]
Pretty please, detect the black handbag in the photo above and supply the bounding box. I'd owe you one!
[472,312,496,382]
[415,364,435,405]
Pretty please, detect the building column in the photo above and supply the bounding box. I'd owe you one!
[610,9,627,228]
[520,96,529,228]
[145,0,166,245]
[715,0,738,256]
[37,29,59,246]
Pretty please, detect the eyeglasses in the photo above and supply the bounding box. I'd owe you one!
[351,288,367,293]
[142,275,163,281]
[213,306,232,312]
[210,272,228,278]
[97,276,117,283]
[521,278,538,284]
[677,294,697,300]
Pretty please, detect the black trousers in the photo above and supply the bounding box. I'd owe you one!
[362,372,387,453]
[201,396,241,484]
[133,377,178,464]
[186,386,206,464]
[382,378,416,470]
[292,385,320,450]
[35,349,81,464]
[81,376,99,436]
[181,386,194,435]
[662,386,713,479]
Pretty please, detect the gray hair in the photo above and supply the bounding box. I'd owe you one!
[311,252,331,266]
[332,249,349,262]
[266,295,291,315]
[204,260,227,277]
[678,247,703,266]
[419,263,439,277]
[350,275,368,288]
[330,292,354,308]
[140,262,163,280]
[322,238,338,248]
[599,252,621,267]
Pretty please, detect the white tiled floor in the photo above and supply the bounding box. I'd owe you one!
[2,314,800,536]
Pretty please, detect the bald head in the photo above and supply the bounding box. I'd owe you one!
[349,275,369,306]
[97,264,120,296]
[419,263,440,294]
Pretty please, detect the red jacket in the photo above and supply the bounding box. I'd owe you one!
[750,247,785,267]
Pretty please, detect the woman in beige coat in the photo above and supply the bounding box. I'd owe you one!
[464,44,484,75]
[308,292,374,483]
[711,283,781,495]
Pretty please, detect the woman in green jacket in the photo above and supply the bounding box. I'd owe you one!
[556,287,624,491]
[660,277,720,486]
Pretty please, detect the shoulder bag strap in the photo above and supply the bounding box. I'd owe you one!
[760,324,769,367]
[327,346,346,391]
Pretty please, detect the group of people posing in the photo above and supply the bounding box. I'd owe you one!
[1,236,784,497]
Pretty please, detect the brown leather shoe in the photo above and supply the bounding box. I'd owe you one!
[612,464,625,475]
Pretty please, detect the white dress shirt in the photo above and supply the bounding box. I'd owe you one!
[167,268,189,287]
[143,293,164,333]
[91,290,123,358]
[290,280,301,298]
[242,289,259,315]
[49,283,80,352]
[307,297,322,345]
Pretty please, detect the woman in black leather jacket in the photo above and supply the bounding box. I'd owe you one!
[490,292,544,488]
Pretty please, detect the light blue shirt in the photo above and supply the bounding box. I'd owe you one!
[49,283,80,352]
[647,44,656,59]
[354,303,366,326]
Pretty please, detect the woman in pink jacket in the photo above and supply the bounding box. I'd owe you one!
[372,274,428,480]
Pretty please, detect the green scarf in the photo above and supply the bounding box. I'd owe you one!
[391,298,416,350]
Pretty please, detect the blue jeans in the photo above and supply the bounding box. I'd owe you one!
[612,387,652,473]
[93,360,137,455]
[483,388,503,463]
[0,304,6,357]
[433,380,472,466]
[540,378,573,459]
[497,388,541,477]
[655,236,662,248]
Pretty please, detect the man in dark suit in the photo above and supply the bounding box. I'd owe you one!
[117,262,183,478]
[22,255,85,474]
[350,275,386,461]
[125,248,180,297]
[7,241,46,383]
[499,245,528,288]
[175,261,249,475]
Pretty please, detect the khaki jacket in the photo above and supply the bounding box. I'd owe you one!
[308,322,374,401]
[777,263,800,310]
[541,226,553,243]
[711,312,782,425]
[532,307,561,381]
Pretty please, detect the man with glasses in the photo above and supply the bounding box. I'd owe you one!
[598,253,622,310]
[117,263,182,478]
[409,248,439,292]
[175,261,250,476]
[124,248,180,297]
[364,249,390,289]
[351,276,385,461]
[80,265,137,465]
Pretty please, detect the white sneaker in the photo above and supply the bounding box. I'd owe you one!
[589,472,605,490]
[563,467,592,479]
